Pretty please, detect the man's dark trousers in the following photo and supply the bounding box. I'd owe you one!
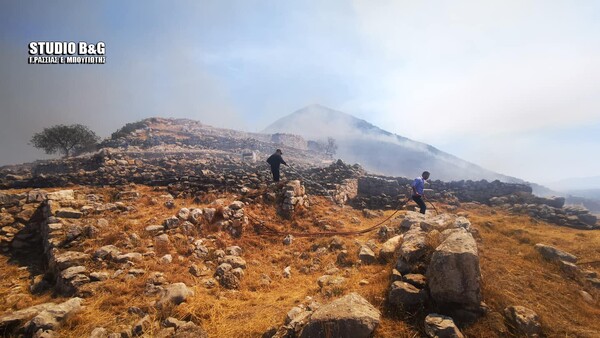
[271,167,280,182]
[412,195,426,214]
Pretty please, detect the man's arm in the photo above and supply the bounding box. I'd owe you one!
[411,180,419,196]
[280,157,287,166]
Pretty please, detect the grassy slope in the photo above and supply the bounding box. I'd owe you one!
[0,186,598,337]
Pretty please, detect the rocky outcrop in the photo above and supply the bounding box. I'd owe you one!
[0,298,83,336]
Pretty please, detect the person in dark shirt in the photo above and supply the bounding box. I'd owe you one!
[266,149,287,182]
[411,171,430,214]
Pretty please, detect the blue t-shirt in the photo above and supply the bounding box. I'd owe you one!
[412,177,425,195]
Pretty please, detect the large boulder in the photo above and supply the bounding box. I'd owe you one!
[426,229,481,307]
[299,293,380,338]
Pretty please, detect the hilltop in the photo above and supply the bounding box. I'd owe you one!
[264,105,521,182]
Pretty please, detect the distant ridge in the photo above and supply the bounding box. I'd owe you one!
[264,104,522,182]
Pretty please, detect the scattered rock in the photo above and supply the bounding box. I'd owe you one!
[534,243,577,263]
[299,293,380,338]
[388,281,427,307]
[156,283,194,308]
[503,305,541,337]
[379,235,403,262]
[358,245,376,264]
[424,313,464,338]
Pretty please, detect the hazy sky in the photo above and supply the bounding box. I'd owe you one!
[1,1,599,184]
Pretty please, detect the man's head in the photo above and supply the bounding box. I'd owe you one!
[422,171,430,180]
[276,149,283,155]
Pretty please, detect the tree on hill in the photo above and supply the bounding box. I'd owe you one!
[30,124,100,158]
[325,137,338,159]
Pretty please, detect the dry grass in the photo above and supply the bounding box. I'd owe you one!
[1,186,599,337]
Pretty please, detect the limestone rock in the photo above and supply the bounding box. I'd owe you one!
[300,293,380,338]
[379,235,403,262]
[400,227,428,263]
[503,305,541,337]
[388,281,427,307]
[424,313,464,338]
[534,243,577,263]
[427,229,481,307]
[156,283,194,308]
[358,245,376,264]
[24,298,83,334]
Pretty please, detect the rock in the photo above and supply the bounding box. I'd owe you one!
[202,208,216,223]
[163,216,180,229]
[559,260,580,277]
[53,251,91,270]
[358,245,376,264]
[580,290,594,304]
[60,266,87,280]
[229,201,245,210]
[503,306,541,337]
[225,246,243,256]
[145,225,164,233]
[177,208,190,220]
[388,281,427,307]
[379,235,403,262]
[189,208,203,224]
[317,275,345,288]
[400,227,428,263]
[90,327,109,338]
[90,272,109,282]
[283,266,292,279]
[427,229,481,308]
[46,190,74,201]
[115,252,143,263]
[173,321,208,338]
[300,293,380,338]
[0,303,56,331]
[391,269,403,282]
[286,306,305,324]
[219,255,247,269]
[534,243,577,263]
[132,315,151,336]
[55,208,83,219]
[156,283,194,308]
[403,273,427,289]
[424,313,464,338]
[454,217,471,230]
[283,234,294,245]
[94,245,121,260]
[24,298,83,334]
[160,254,173,264]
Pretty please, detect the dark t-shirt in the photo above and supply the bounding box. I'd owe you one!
[266,154,286,169]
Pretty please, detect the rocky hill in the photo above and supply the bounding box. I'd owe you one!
[0,117,599,337]
[263,104,522,182]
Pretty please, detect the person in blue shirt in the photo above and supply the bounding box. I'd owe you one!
[411,171,430,214]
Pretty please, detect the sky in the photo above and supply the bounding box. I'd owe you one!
[1,0,599,184]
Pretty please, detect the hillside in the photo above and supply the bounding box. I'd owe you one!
[263,105,521,182]
[0,118,598,338]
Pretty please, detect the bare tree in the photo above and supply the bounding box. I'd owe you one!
[30,124,100,158]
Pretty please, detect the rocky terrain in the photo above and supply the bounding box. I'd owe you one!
[0,118,599,337]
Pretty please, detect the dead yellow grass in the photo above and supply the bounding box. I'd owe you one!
[1,186,599,337]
